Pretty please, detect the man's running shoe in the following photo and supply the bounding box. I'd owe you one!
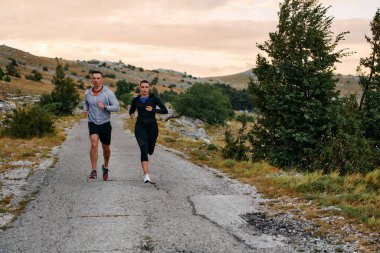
[143,174,150,183]
[102,165,109,181]
[88,170,97,179]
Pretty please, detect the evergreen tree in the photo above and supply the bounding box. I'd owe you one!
[357,8,380,165]
[40,62,80,115]
[249,0,349,168]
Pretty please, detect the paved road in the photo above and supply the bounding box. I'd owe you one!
[0,114,296,252]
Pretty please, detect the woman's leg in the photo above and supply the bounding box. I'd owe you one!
[147,121,159,156]
[135,122,149,175]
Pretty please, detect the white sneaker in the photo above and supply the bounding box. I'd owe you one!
[143,174,151,183]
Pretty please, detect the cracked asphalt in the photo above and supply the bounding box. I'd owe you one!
[0,114,298,253]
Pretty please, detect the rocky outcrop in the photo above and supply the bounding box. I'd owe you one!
[0,100,16,113]
[163,110,211,143]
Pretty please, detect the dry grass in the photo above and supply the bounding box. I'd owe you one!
[0,115,81,174]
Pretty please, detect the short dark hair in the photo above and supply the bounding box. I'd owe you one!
[140,79,150,85]
[91,70,103,76]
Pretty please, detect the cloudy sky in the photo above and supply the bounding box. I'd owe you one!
[0,0,378,77]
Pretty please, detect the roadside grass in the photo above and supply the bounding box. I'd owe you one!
[125,117,380,251]
[0,115,81,174]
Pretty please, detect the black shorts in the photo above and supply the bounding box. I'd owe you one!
[88,121,112,145]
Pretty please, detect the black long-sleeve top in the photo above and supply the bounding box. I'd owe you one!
[129,94,168,122]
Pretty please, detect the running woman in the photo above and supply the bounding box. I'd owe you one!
[84,70,120,181]
[129,80,168,183]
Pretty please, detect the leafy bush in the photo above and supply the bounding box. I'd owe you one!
[214,83,254,111]
[222,123,249,161]
[104,73,116,79]
[3,75,11,82]
[236,113,254,124]
[3,105,54,138]
[87,60,99,65]
[115,79,137,98]
[25,69,42,81]
[224,159,235,167]
[172,83,233,125]
[207,144,218,151]
[159,90,178,103]
[151,87,159,96]
[119,93,134,108]
[6,59,20,77]
[313,96,374,174]
[151,76,158,86]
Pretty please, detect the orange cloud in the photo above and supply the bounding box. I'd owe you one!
[0,0,377,76]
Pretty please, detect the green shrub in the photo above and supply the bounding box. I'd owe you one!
[119,93,134,108]
[163,136,176,142]
[172,83,233,125]
[222,124,249,161]
[207,143,218,151]
[236,113,254,124]
[314,96,374,174]
[104,73,116,79]
[6,59,20,77]
[159,90,178,103]
[4,75,11,82]
[4,105,54,138]
[214,83,254,111]
[198,151,208,160]
[115,79,137,98]
[224,159,235,167]
[25,69,42,81]
[151,76,158,86]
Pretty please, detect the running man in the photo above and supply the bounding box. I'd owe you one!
[84,70,120,181]
[129,80,168,183]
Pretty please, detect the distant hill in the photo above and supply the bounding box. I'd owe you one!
[0,45,199,99]
[206,69,362,97]
[0,45,362,100]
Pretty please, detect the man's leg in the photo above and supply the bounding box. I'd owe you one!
[90,134,100,170]
[102,144,110,168]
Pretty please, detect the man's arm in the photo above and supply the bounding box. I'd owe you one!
[104,91,120,112]
[83,91,89,116]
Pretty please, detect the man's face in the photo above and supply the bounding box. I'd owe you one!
[140,83,150,95]
[92,73,102,87]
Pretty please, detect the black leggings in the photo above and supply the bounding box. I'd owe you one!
[135,120,158,161]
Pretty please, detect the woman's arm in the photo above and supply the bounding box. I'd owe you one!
[129,97,137,116]
[153,97,168,114]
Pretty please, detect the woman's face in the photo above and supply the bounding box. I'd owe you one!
[140,82,150,96]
